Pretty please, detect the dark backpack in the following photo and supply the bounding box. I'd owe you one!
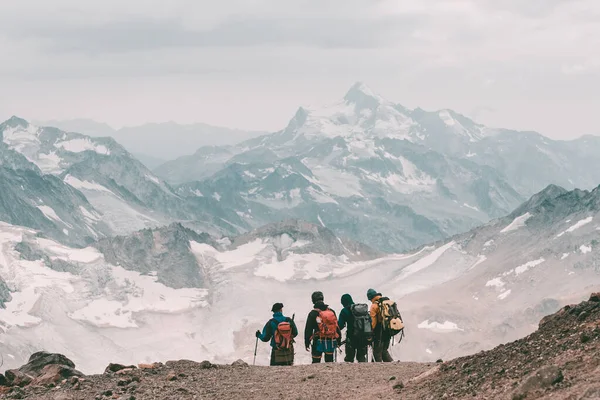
[350,303,373,343]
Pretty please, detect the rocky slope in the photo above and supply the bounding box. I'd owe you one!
[0,116,249,240]
[2,294,599,400]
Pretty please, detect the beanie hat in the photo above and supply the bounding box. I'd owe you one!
[271,303,284,313]
[367,288,378,300]
[341,294,354,307]
[311,291,324,304]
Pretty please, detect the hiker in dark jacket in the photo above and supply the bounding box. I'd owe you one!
[368,288,393,362]
[338,293,370,363]
[304,291,341,363]
[256,303,298,366]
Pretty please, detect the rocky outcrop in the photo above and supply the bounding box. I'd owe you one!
[94,223,215,289]
[3,352,83,388]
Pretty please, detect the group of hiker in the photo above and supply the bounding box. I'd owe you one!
[255,289,404,366]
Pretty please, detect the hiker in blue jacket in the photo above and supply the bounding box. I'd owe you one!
[256,303,298,366]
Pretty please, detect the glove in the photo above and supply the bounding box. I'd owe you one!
[255,330,261,338]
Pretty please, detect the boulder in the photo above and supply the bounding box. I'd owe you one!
[104,363,137,374]
[31,364,84,386]
[4,370,33,387]
[0,373,7,387]
[512,366,564,399]
[18,352,76,377]
[231,359,248,368]
[199,360,214,369]
[589,293,600,302]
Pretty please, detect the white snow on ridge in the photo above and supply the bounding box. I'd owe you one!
[580,245,592,254]
[418,319,463,332]
[501,213,532,233]
[557,217,593,237]
[36,205,63,223]
[514,258,545,276]
[317,214,326,227]
[55,138,110,155]
[485,278,505,288]
[64,175,115,194]
[498,290,511,300]
[396,241,455,281]
[37,151,63,173]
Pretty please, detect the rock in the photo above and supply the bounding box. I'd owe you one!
[0,373,7,386]
[117,378,133,387]
[166,373,178,381]
[31,364,84,386]
[138,363,161,370]
[6,387,25,399]
[116,369,136,375]
[104,364,137,374]
[579,387,600,399]
[199,360,214,369]
[512,366,564,399]
[436,359,444,363]
[19,352,76,377]
[389,376,397,381]
[102,389,113,396]
[393,382,405,390]
[231,359,248,368]
[4,370,33,387]
[589,293,600,302]
[578,311,590,321]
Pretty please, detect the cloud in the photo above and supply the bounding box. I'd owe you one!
[0,0,598,138]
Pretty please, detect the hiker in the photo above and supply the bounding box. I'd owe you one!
[367,288,394,362]
[338,293,372,363]
[255,302,298,366]
[304,291,341,363]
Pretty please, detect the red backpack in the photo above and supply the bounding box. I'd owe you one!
[315,308,339,339]
[273,320,294,349]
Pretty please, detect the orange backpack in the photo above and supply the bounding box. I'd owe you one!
[315,308,339,339]
[273,320,294,349]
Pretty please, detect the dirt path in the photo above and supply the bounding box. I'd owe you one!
[5,361,434,400]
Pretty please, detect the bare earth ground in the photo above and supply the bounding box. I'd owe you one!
[3,294,600,400]
[2,362,433,400]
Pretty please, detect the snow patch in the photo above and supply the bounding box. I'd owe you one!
[514,258,545,276]
[36,205,63,223]
[64,175,115,194]
[557,217,593,237]
[580,244,592,254]
[501,213,532,233]
[485,278,505,288]
[418,319,463,332]
[55,138,110,155]
[396,242,455,281]
[498,290,511,300]
[213,193,222,202]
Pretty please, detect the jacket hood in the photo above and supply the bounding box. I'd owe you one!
[314,301,329,311]
[370,295,382,304]
[341,294,354,308]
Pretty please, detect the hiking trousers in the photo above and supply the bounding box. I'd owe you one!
[270,347,294,366]
[373,332,393,362]
[344,338,368,363]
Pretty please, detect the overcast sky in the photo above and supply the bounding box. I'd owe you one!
[0,0,598,138]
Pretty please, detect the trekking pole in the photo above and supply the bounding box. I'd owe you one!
[253,337,259,366]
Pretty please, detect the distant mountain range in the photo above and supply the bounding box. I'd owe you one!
[35,118,267,164]
[154,83,600,252]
